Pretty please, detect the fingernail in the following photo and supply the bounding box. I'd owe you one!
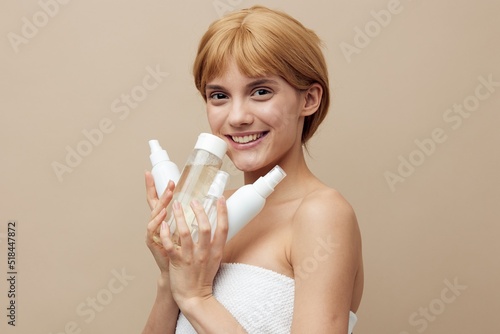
[161,221,167,231]
[191,199,200,208]
[173,200,180,210]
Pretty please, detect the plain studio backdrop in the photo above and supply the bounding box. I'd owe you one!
[1,0,499,333]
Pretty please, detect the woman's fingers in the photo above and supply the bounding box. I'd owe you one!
[212,197,228,250]
[191,199,212,249]
[159,197,227,266]
[159,218,175,250]
[158,200,195,259]
[172,201,194,251]
[145,171,159,210]
[146,171,176,215]
[150,180,175,219]
[146,208,167,245]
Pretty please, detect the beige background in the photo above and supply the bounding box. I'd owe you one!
[1,0,499,333]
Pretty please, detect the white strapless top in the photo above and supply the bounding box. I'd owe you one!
[175,263,357,333]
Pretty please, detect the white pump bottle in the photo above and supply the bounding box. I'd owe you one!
[149,139,181,197]
[190,170,229,242]
[225,165,286,241]
[147,139,286,243]
[148,140,180,197]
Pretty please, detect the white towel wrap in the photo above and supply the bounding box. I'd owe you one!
[175,263,357,333]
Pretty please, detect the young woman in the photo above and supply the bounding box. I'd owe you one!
[143,6,363,334]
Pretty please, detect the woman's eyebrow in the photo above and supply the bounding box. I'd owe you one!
[206,84,225,91]
[246,78,278,88]
[206,78,278,90]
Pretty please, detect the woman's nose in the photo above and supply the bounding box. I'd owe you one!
[227,100,253,127]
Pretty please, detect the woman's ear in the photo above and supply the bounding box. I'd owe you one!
[301,83,323,116]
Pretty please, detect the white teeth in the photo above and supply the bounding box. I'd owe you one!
[232,133,263,144]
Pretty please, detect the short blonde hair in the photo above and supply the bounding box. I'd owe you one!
[193,5,330,144]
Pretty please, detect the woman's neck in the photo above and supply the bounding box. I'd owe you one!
[242,149,316,203]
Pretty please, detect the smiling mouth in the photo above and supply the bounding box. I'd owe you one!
[230,132,267,144]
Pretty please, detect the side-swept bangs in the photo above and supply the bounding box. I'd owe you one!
[193,6,330,144]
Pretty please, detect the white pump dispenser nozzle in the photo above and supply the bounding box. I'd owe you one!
[252,165,287,198]
[207,170,229,198]
[149,139,181,197]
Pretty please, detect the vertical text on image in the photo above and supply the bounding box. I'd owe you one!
[6,220,18,326]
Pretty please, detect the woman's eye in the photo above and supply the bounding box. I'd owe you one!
[209,93,227,100]
[253,89,271,96]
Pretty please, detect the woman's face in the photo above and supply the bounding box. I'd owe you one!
[205,60,306,172]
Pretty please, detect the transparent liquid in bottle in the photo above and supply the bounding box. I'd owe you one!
[167,163,220,242]
[151,133,227,245]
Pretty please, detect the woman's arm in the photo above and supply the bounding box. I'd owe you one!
[142,173,180,333]
[290,188,363,334]
[159,197,247,334]
[142,274,179,334]
[176,295,246,334]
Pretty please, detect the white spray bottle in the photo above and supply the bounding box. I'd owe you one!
[225,165,286,242]
[147,140,286,243]
[190,170,229,243]
[148,139,181,197]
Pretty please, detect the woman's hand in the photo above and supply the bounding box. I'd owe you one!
[145,171,175,275]
[159,196,229,307]
[142,172,181,334]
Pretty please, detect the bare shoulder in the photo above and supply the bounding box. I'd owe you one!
[288,183,364,322]
[293,185,358,232]
[289,184,362,273]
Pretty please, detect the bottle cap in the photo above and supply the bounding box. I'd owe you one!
[149,139,170,166]
[264,165,286,188]
[194,133,227,160]
[208,171,229,197]
[253,165,287,198]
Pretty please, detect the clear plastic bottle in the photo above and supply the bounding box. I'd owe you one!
[190,170,229,243]
[225,165,286,242]
[165,133,227,243]
[148,139,180,197]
